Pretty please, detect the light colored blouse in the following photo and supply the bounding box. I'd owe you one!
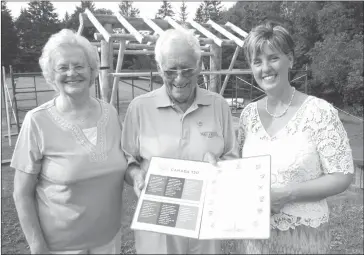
[11,98,127,251]
[238,96,354,231]
[82,127,98,146]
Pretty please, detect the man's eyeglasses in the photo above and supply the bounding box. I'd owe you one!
[54,65,90,75]
[163,67,198,79]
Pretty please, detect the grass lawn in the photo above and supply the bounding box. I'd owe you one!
[2,165,363,254]
[1,76,363,254]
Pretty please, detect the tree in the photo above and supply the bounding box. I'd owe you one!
[14,8,33,71]
[208,1,223,22]
[344,33,364,113]
[193,1,223,23]
[14,1,60,72]
[308,2,364,111]
[155,1,174,19]
[194,5,204,23]
[62,11,70,28]
[118,1,140,17]
[316,1,363,39]
[94,8,113,15]
[1,1,19,70]
[65,1,97,40]
[179,1,188,24]
[278,1,322,73]
[194,1,209,23]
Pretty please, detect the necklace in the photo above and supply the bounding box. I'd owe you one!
[76,112,90,123]
[265,87,296,118]
[55,97,93,123]
[75,104,94,123]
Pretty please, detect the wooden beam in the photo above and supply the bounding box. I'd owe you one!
[110,69,252,78]
[115,13,144,44]
[1,159,11,165]
[1,66,12,147]
[94,32,230,46]
[143,17,165,35]
[200,60,209,89]
[94,32,158,43]
[112,49,154,55]
[80,13,171,30]
[92,42,152,50]
[188,19,224,47]
[220,46,241,95]
[110,41,126,106]
[100,23,113,102]
[107,24,114,95]
[209,43,222,93]
[81,13,239,33]
[84,8,111,42]
[92,41,209,51]
[225,22,249,38]
[207,20,244,47]
[146,32,157,47]
[165,17,185,30]
[77,13,84,35]
[164,17,233,47]
[109,49,214,56]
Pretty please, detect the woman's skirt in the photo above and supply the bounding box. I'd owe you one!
[238,223,330,254]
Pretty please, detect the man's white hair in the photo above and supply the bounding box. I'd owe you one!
[154,28,201,68]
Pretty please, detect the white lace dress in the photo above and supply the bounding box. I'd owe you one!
[238,96,354,254]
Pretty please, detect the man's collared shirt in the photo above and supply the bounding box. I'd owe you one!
[122,85,239,171]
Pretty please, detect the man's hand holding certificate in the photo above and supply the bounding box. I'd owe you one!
[131,155,271,239]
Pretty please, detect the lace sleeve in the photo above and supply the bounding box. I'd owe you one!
[311,99,355,174]
[238,104,252,156]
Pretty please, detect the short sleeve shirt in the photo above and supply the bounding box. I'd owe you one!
[122,85,239,171]
[11,98,128,251]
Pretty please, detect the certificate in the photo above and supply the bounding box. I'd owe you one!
[131,155,271,239]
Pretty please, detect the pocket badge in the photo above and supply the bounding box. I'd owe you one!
[200,131,219,138]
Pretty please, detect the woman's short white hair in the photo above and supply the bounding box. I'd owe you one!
[154,28,201,68]
[39,29,100,91]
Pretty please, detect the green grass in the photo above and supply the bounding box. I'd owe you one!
[328,198,364,254]
[2,166,362,254]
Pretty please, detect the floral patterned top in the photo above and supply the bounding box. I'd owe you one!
[238,96,354,231]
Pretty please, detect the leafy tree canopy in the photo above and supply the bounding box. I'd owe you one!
[118,1,140,17]
[155,1,174,19]
[179,1,188,24]
[1,1,19,69]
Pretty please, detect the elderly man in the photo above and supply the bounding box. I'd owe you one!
[122,28,239,254]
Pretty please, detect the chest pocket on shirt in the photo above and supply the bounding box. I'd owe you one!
[196,126,224,156]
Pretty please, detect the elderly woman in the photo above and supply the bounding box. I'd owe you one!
[238,21,354,254]
[122,28,239,254]
[11,29,127,254]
